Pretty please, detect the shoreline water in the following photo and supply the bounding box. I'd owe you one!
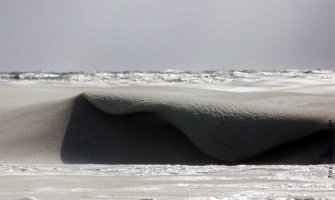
[0,164,334,199]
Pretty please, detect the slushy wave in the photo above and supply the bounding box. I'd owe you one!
[82,87,333,162]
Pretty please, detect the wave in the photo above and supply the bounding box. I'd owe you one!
[1,86,333,164]
[81,87,333,162]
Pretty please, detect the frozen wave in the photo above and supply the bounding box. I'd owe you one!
[82,87,333,162]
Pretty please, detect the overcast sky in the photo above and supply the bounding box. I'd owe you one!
[0,0,334,71]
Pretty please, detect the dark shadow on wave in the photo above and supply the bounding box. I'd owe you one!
[235,129,333,165]
[61,95,221,164]
[61,95,333,165]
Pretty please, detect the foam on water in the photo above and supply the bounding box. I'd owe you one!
[0,164,334,199]
[1,69,335,93]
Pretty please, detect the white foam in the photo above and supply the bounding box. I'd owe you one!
[1,69,334,93]
[0,164,334,199]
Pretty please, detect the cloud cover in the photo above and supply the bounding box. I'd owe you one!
[0,0,334,71]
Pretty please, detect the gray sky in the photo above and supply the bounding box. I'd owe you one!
[0,0,334,71]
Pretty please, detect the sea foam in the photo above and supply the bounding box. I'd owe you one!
[1,69,334,93]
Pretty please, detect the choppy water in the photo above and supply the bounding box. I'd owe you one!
[0,164,334,199]
[1,69,334,93]
[1,69,334,83]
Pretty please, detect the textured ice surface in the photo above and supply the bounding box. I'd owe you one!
[0,164,334,199]
[1,69,335,93]
[83,87,333,162]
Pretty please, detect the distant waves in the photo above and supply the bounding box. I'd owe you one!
[0,69,333,84]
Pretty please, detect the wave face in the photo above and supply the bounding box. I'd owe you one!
[80,87,334,162]
[0,85,333,164]
[1,69,335,93]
